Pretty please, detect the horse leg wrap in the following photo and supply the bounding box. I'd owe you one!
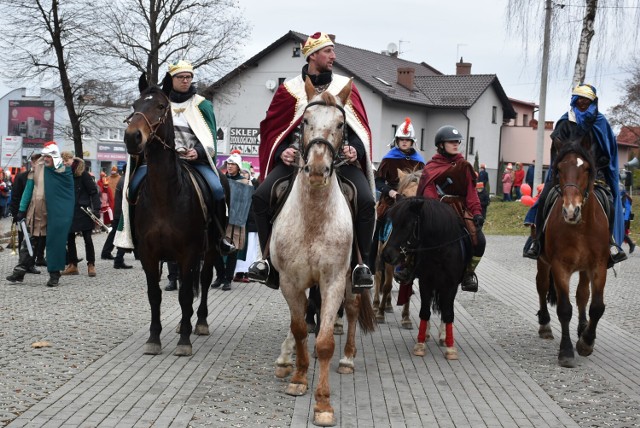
[445,323,454,348]
[417,319,429,343]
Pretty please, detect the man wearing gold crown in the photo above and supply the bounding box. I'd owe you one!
[523,84,626,267]
[249,32,376,291]
[6,141,74,287]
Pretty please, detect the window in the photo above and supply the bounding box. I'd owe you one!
[292,45,301,57]
[523,114,529,127]
[420,128,425,151]
[391,124,397,141]
[278,77,286,86]
[469,137,475,155]
[492,106,497,124]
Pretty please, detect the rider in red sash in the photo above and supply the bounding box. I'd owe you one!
[416,125,486,292]
[249,32,376,291]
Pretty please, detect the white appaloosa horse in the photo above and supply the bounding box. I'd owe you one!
[271,77,376,427]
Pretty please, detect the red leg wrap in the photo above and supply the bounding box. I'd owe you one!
[417,319,429,343]
[445,323,454,348]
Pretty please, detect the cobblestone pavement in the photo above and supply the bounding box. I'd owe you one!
[0,213,638,427]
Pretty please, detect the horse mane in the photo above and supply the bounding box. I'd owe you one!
[388,197,464,245]
[397,170,422,196]
[553,140,596,184]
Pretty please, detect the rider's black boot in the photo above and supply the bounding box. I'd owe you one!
[523,237,540,259]
[352,264,374,291]
[248,258,279,290]
[460,256,481,292]
[216,201,236,255]
[608,243,627,268]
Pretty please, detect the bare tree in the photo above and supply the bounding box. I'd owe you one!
[92,0,250,86]
[506,0,640,91]
[608,59,640,133]
[0,0,103,157]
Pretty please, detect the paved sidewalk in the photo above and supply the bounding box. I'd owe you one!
[1,217,639,427]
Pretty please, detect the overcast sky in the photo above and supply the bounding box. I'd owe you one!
[236,0,635,125]
[1,0,635,127]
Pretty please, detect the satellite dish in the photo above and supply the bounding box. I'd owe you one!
[387,43,398,54]
[265,80,276,91]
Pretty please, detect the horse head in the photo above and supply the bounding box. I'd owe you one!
[381,198,424,266]
[553,141,595,224]
[299,77,351,187]
[124,73,173,155]
[396,169,422,198]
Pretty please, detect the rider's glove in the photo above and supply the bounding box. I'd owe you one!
[16,211,26,222]
[473,214,484,229]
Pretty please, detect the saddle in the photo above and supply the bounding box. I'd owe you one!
[269,172,357,224]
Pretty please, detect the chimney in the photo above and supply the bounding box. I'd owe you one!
[397,67,415,91]
[328,34,336,42]
[456,57,472,75]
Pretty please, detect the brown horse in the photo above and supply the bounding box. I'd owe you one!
[536,139,609,368]
[123,78,224,356]
[271,77,376,427]
[373,168,421,328]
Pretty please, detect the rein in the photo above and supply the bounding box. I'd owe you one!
[298,100,349,175]
[123,90,176,154]
[397,215,468,256]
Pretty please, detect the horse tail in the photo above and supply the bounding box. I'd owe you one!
[546,272,557,306]
[357,291,377,334]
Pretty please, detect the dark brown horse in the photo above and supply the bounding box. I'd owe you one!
[536,138,610,368]
[123,78,224,356]
[373,168,422,328]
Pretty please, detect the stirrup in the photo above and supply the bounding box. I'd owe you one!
[608,245,627,268]
[352,264,373,290]
[248,259,270,281]
[219,237,236,255]
[461,272,478,292]
[393,265,413,283]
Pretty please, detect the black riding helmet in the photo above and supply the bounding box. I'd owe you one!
[434,125,463,155]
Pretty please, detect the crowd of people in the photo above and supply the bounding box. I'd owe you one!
[1,36,636,291]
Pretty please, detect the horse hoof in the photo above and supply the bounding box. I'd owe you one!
[413,342,426,356]
[338,360,354,375]
[307,323,316,334]
[445,347,459,360]
[174,345,192,356]
[401,320,413,330]
[313,410,336,427]
[376,314,386,324]
[194,324,210,335]
[143,343,162,355]
[539,324,554,339]
[285,382,307,396]
[558,356,576,368]
[576,338,593,357]
[333,325,344,336]
[275,364,293,378]
[385,304,394,313]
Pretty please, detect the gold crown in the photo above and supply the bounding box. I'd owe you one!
[168,60,194,76]
[572,84,596,101]
[302,32,334,60]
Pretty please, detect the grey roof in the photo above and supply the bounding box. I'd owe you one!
[206,31,515,119]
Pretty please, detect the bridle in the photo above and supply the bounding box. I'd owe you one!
[297,100,349,176]
[123,90,175,153]
[556,155,591,204]
[394,211,468,257]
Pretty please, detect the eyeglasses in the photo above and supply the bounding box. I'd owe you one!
[173,75,193,81]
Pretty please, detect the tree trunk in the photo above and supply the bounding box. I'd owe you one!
[50,0,84,158]
[572,0,598,88]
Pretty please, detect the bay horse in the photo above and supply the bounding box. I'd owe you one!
[535,138,609,368]
[382,197,469,359]
[123,77,223,356]
[271,77,376,427]
[374,168,422,328]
